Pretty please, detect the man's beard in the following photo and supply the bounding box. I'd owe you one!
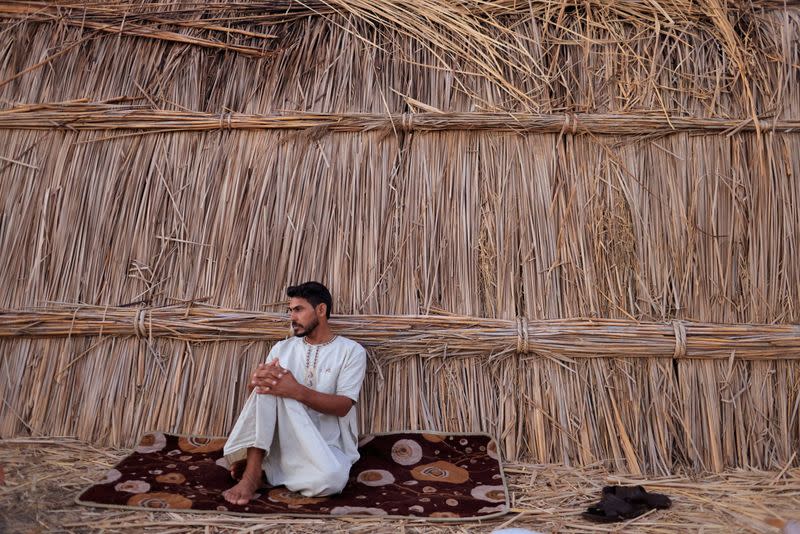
[292,317,319,337]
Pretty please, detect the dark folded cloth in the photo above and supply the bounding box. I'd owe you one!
[582,485,671,523]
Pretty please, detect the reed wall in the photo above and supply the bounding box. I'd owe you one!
[1,1,799,474]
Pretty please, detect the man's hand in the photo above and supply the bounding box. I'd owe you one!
[248,360,279,392]
[250,360,282,386]
[250,359,355,417]
[251,360,303,400]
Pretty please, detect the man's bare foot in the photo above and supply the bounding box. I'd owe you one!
[223,447,267,505]
[229,460,246,481]
[229,461,269,487]
[223,475,261,505]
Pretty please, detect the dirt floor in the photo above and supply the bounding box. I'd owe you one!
[1,438,799,533]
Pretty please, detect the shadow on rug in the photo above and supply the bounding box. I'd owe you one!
[77,431,509,521]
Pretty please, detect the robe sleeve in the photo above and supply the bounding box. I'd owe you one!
[265,340,285,363]
[336,344,367,403]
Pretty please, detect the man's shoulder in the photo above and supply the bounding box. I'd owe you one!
[274,336,362,352]
[335,336,366,355]
[273,336,301,351]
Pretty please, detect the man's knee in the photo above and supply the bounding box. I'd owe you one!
[306,467,349,497]
[254,392,278,409]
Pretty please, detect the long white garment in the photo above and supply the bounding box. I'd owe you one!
[223,336,367,497]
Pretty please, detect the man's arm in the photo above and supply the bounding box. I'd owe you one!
[250,362,355,417]
[296,387,355,418]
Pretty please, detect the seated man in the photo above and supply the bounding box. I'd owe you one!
[222,281,367,505]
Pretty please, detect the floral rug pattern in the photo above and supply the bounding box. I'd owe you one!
[77,432,509,520]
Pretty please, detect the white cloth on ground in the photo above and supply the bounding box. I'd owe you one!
[223,335,367,497]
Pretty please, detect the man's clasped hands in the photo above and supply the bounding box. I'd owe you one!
[250,360,302,398]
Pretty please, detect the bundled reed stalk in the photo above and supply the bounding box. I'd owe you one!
[3,304,800,360]
[2,101,799,134]
[1,1,799,475]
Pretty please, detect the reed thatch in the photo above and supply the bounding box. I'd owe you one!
[1,0,799,477]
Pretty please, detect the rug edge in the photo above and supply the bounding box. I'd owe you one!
[74,494,510,522]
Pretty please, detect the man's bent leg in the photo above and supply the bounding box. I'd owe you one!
[223,391,278,462]
[302,446,350,497]
[264,398,352,497]
[222,392,278,504]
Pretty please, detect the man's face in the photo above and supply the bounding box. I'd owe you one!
[288,297,321,337]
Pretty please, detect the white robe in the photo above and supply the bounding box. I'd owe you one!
[223,335,367,496]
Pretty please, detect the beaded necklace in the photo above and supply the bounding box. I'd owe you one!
[303,335,337,387]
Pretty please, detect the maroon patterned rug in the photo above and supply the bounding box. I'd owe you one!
[77,431,509,520]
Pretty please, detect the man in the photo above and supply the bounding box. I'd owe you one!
[222,282,367,505]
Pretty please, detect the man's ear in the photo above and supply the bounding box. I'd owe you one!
[316,302,327,318]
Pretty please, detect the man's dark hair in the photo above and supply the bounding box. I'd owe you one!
[287,281,333,319]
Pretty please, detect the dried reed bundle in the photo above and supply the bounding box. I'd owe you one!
[2,304,800,361]
[0,0,791,111]
[2,1,795,117]
[3,101,799,135]
[0,2,280,38]
[0,2,276,58]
